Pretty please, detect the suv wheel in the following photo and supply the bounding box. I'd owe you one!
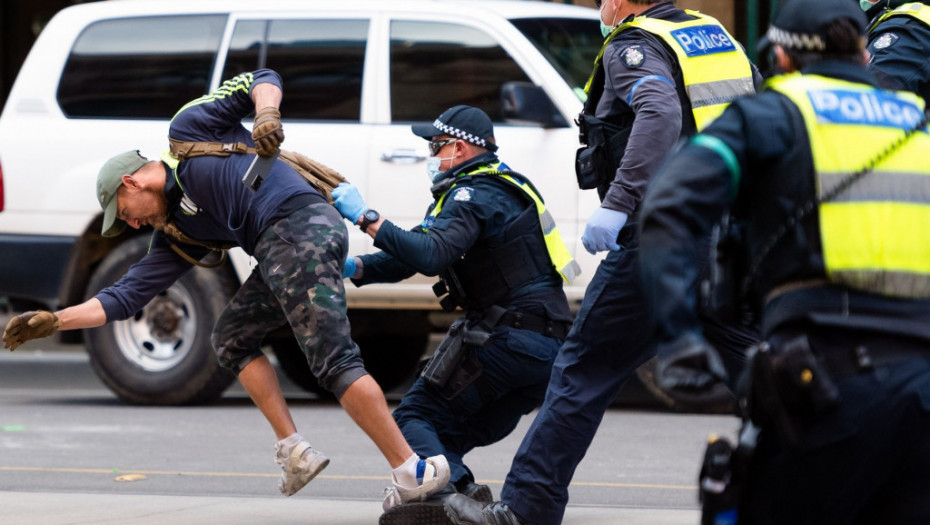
[271,310,430,397]
[83,236,237,405]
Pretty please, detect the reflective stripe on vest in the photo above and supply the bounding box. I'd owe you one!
[426,163,581,284]
[769,73,930,298]
[585,10,754,131]
[870,2,930,31]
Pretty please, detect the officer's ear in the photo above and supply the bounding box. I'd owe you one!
[773,44,796,73]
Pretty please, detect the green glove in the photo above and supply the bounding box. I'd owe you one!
[252,107,284,157]
[2,310,61,351]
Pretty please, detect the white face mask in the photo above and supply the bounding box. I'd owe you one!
[426,142,456,182]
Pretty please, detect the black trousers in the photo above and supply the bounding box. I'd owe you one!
[742,330,930,524]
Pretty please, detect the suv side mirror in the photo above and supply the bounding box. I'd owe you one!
[500,81,568,128]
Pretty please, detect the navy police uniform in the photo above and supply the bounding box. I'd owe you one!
[353,150,572,493]
[640,1,930,523]
[490,3,759,525]
[865,0,930,104]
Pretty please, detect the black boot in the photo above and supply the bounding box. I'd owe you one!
[455,480,494,504]
[444,494,524,525]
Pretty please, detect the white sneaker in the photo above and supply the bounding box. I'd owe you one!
[274,440,329,496]
[382,455,451,511]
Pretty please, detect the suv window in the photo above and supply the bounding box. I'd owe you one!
[509,18,602,96]
[389,20,531,122]
[223,19,369,121]
[58,15,226,119]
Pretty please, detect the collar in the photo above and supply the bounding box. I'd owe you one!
[163,161,185,217]
[800,60,880,87]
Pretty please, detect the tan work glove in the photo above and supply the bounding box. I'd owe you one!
[252,107,284,157]
[2,310,61,351]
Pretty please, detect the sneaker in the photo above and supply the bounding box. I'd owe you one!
[383,455,451,510]
[274,440,329,496]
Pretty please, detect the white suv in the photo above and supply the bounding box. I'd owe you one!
[0,0,602,404]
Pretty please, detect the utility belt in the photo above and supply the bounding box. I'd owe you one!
[744,328,929,446]
[421,306,570,399]
[496,309,571,340]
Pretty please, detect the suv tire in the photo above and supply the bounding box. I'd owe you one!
[83,236,237,405]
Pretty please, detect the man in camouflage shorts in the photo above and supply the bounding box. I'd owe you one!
[2,69,450,509]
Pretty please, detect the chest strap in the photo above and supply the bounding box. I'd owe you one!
[167,138,347,202]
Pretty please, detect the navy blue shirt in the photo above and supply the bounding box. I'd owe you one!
[867,2,930,104]
[96,69,324,321]
[355,153,571,322]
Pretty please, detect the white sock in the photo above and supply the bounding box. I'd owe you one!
[392,453,421,489]
[276,432,303,458]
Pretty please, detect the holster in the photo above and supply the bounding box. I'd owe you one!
[573,113,629,191]
[744,335,841,447]
[421,318,491,400]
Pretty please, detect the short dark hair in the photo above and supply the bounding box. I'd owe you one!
[783,17,864,69]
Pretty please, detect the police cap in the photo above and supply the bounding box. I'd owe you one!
[768,0,867,52]
[412,105,498,152]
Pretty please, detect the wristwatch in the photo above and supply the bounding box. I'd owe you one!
[359,209,380,232]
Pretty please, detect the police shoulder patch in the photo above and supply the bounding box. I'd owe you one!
[620,45,645,69]
[452,187,475,202]
[872,32,899,50]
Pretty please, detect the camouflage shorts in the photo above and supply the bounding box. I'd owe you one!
[212,203,366,398]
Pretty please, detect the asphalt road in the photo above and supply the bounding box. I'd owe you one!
[0,341,740,525]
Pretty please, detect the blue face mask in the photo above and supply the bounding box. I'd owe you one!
[860,0,878,10]
[600,19,615,38]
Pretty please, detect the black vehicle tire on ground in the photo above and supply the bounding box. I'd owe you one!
[272,309,430,397]
[83,236,238,405]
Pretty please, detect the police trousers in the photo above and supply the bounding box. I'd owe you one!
[742,329,930,524]
[393,324,561,486]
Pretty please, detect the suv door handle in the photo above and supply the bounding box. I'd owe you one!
[381,149,426,164]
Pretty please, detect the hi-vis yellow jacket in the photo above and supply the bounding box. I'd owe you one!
[769,72,930,298]
[587,10,755,130]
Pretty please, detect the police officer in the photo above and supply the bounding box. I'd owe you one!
[862,0,930,104]
[443,1,759,524]
[1,69,451,509]
[331,105,577,522]
[639,0,930,522]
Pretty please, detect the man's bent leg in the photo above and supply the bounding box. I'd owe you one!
[239,355,297,439]
[340,373,417,467]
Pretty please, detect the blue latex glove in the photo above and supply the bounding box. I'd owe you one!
[332,183,368,223]
[581,207,628,254]
[342,256,357,279]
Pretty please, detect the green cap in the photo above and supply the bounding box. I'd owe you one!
[97,150,148,237]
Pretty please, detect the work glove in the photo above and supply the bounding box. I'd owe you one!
[252,107,284,157]
[342,256,357,279]
[2,310,61,351]
[332,183,368,224]
[581,207,628,254]
[655,332,731,408]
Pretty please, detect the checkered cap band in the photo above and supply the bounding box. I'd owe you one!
[433,118,493,150]
[767,26,826,51]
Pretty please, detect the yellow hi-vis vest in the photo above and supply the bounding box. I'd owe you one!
[870,2,930,31]
[586,10,755,131]
[426,163,581,284]
[769,73,930,298]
